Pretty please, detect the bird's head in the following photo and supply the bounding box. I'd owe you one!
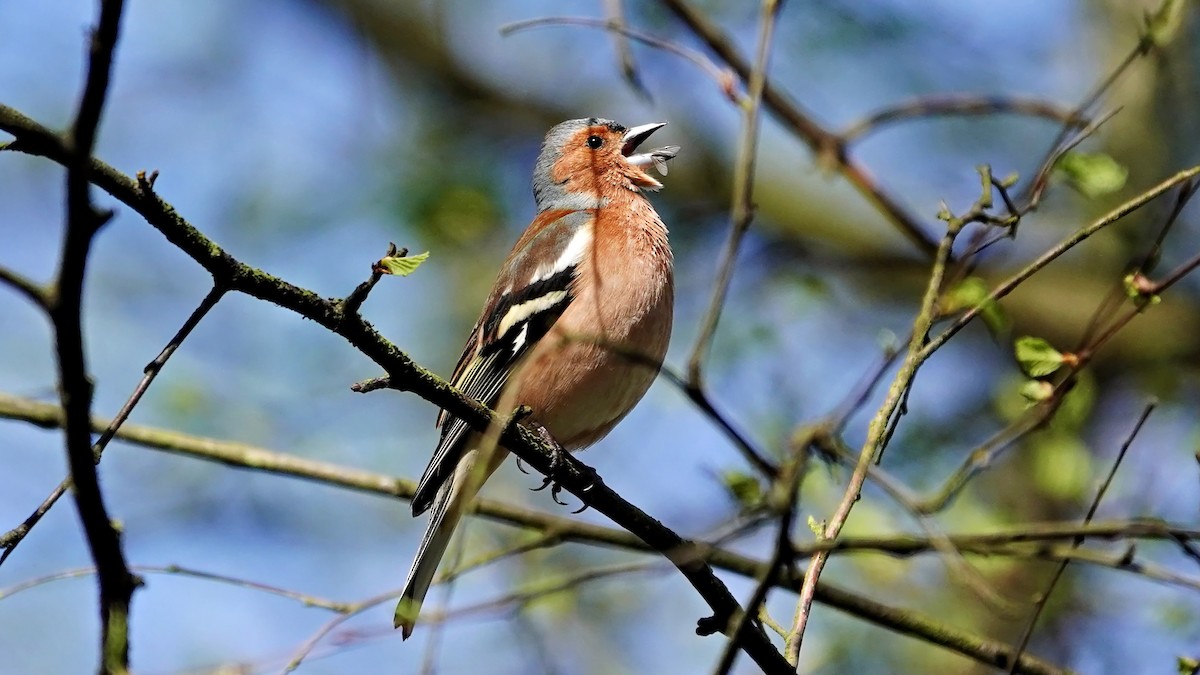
[533,118,679,210]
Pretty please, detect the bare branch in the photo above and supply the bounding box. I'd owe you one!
[0,266,51,310]
[0,389,1100,674]
[500,16,737,102]
[0,285,225,568]
[839,94,1087,142]
[56,1,137,671]
[686,0,781,388]
[602,0,652,100]
[1005,402,1157,673]
[658,0,939,256]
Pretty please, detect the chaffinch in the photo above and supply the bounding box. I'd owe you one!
[396,118,679,637]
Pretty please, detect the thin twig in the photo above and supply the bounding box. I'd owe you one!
[1073,179,1200,349]
[1134,178,1199,274]
[1005,402,1157,673]
[915,410,1051,514]
[658,0,939,256]
[538,331,781,476]
[1146,248,1200,294]
[0,285,226,567]
[786,219,961,662]
[840,94,1086,142]
[0,482,70,567]
[286,562,662,673]
[0,266,51,310]
[1023,107,1123,211]
[603,0,652,100]
[1022,33,1153,208]
[661,369,779,477]
[825,338,903,433]
[105,284,226,452]
[686,0,781,387]
[500,16,737,102]
[0,564,352,612]
[813,431,1011,612]
[282,590,397,673]
[342,243,398,316]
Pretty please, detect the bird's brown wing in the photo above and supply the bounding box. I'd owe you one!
[410,210,593,515]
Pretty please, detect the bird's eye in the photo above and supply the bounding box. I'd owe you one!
[586,135,603,149]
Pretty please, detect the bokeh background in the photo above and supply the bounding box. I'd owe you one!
[2,1,1199,673]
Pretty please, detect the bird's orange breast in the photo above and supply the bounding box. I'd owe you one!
[511,191,673,448]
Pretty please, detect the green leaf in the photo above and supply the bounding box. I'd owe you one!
[1055,151,1128,198]
[377,251,430,277]
[936,201,954,222]
[1014,336,1064,378]
[941,277,1009,334]
[807,515,824,537]
[719,470,763,511]
[1146,0,1185,48]
[1019,380,1055,405]
[1123,272,1162,306]
[1178,656,1200,675]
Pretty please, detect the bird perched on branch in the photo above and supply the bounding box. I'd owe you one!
[396,118,680,638]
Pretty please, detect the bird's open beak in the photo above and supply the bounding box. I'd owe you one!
[621,122,667,156]
[622,122,680,178]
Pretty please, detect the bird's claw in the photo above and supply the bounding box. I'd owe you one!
[523,420,591,512]
[531,475,591,511]
[528,443,569,505]
[550,480,569,506]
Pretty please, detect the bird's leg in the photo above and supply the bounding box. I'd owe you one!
[522,419,592,511]
[506,405,535,475]
[529,423,569,505]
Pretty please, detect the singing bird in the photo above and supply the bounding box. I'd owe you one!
[396,118,679,637]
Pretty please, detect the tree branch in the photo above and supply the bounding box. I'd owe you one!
[658,0,939,256]
[56,1,137,672]
[686,0,780,387]
[0,285,225,567]
[0,390,1089,674]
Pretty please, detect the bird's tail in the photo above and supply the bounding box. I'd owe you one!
[396,447,501,639]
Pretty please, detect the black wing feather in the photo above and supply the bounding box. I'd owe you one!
[411,264,577,514]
